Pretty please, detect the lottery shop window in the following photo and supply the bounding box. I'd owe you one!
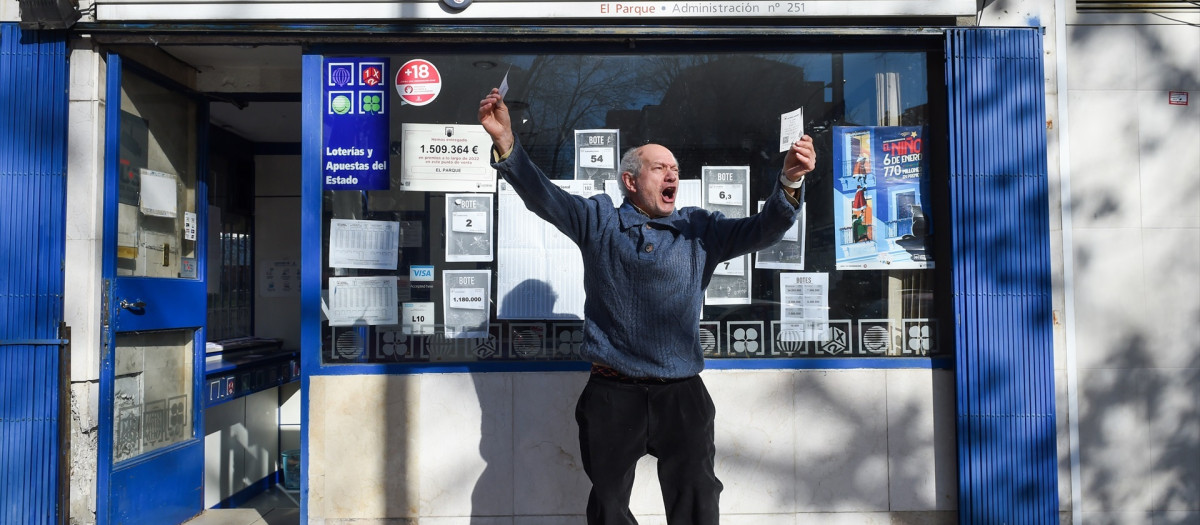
[318,39,951,365]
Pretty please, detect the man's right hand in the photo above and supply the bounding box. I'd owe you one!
[478,88,515,155]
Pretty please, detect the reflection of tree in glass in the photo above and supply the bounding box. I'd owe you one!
[634,55,725,95]
[520,55,642,175]
[651,55,820,156]
[515,54,817,177]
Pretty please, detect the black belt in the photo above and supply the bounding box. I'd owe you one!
[590,364,693,385]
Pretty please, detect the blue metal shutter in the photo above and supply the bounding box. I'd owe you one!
[946,27,1058,523]
[945,27,1060,520]
[0,23,69,525]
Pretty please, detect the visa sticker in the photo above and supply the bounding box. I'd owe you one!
[410,265,435,282]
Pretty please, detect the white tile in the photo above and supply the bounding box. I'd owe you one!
[1134,25,1200,92]
[1151,510,1200,524]
[317,520,415,525]
[629,513,666,525]
[1070,9,1200,26]
[797,511,892,524]
[0,0,16,19]
[1080,510,1155,524]
[418,517,512,525]
[720,512,797,525]
[64,237,101,381]
[888,510,960,524]
[794,370,889,512]
[307,376,327,521]
[314,375,418,520]
[1070,228,1150,370]
[512,372,590,516]
[1137,91,1200,230]
[68,46,101,102]
[1067,25,1138,91]
[66,100,102,242]
[1078,368,1154,513]
[1140,228,1200,368]
[1067,90,1143,229]
[705,370,796,514]
[419,373,513,517]
[515,516,586,525]
[887,370,957,512]
[628,455,667,517]
[1146,368,1200,512]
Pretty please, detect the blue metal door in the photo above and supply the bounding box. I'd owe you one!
[98,53,209,525]
[0,23,69,525]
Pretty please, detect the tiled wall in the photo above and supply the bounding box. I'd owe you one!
[307,369,957,523]
[1064,15,1200,523]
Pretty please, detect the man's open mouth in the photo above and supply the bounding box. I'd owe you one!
[662,187,677,202]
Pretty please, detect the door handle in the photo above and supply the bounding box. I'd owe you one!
[119,299,146,311]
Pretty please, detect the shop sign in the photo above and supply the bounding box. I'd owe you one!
[95,0,976,21]
[323,57,391,191]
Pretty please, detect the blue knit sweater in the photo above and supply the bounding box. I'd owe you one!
[493,141,801,378]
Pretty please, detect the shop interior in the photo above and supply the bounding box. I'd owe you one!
[158,43,305,519]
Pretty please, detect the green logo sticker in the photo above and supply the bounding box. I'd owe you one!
[361,94,382,114]
[331,95,351,115]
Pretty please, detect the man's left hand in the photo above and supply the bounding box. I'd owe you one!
[783,135,816,183]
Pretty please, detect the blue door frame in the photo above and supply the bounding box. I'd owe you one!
[0,23,70,525]
[96,52,210,525]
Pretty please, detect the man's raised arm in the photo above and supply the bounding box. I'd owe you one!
[478,88,515,157]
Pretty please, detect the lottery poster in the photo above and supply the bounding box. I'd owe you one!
[574,129,620,186]
[445,194,494,262]
[755,199,805,270]
[832,126,933,270]
[702,166,751,305]
[442,269,491,339]
[327,276,399,327]
[779,272,829,341]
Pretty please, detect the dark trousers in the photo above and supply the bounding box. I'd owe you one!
[574,374,723,525]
